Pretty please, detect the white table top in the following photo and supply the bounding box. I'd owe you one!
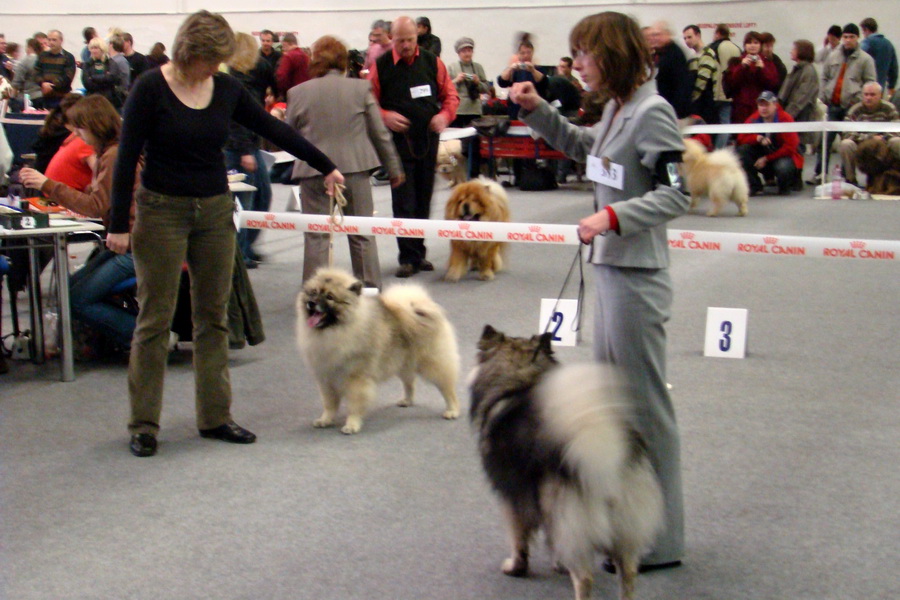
[0,218,104,237]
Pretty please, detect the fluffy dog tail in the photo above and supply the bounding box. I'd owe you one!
[380,283,451,334]
[536,363,664,568]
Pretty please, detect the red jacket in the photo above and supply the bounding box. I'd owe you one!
[276,47,310,96]
[737,107,803,169]
[723,54,780,126]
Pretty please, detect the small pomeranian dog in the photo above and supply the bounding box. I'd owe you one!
[437,139,467,187]
[443,177,511,282]
[681,137,749,217]
[296,268,461,434]
[469,326,664,600]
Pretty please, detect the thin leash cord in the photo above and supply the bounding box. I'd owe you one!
[326,183,348,268]
[535,245,585,359]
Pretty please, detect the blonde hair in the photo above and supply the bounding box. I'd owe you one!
[229,32,259,74]
[172,10,235,71]
[88,37,108,59]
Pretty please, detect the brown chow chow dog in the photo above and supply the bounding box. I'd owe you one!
[469,326,664,600]
[296,268,461,434]
[681,137,749,216]
[444,177,511,282]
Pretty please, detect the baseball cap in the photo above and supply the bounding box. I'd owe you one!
[757,91,778,103]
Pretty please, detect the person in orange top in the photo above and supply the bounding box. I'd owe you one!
[21,95,140,349]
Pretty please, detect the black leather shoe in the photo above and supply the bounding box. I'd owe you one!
[395,263,418,278]
[130,433,158,457]
[602,559,682,574]
[418,259,434,272]
[199,421,257,444]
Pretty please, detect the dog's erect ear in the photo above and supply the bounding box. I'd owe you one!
[535,332,555,356]
[349,280,363,296]
[478,324,504,350]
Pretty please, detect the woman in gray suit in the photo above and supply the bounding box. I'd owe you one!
[287,35,404,289]
[511,12,688,571]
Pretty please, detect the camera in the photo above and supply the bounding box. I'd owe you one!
[463,72,474,80]
[750,55,760,62]
[517,62,528,70]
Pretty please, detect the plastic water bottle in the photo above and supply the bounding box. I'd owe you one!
[23,93,31,111]
[831,165,843,200]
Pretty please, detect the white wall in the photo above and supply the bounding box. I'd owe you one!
[2,1,897,89]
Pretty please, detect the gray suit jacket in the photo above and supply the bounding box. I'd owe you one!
[286,70,402,179]
[522,80,688,269]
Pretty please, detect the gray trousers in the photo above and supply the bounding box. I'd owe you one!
[300,171,381,289]
[128,187,236,435]
[592,264,684,564]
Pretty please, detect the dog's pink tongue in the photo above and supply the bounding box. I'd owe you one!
[307,313,324,328]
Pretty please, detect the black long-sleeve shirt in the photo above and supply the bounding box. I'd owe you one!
[110,69,336,233]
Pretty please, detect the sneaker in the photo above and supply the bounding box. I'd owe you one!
[805,174,824,186]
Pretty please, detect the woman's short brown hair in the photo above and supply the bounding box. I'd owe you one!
[172,10,235,71]
[569,12,653,102]
[309,35,348,79]
[793,39,815,63]
[66,94,122,153]
[743,31,763,47]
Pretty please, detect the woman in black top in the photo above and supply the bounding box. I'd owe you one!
[107,10,344,457]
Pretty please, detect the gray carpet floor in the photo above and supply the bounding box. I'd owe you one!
[2,165,898,600]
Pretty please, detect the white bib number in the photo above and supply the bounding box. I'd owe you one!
[410,84,432,99]
[587,155,624,190]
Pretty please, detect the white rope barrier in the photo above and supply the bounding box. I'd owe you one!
[238,212,899,262]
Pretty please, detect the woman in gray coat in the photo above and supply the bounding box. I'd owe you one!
[511,11,688,571]
[287,35,404,289]
[779,39,820,148]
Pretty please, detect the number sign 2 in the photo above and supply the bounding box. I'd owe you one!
[539,299,579,347]
[704,307,748,358]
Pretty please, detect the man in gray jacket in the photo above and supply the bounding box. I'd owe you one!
[810,23,876,183]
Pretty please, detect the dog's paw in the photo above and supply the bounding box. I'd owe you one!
[442,408,460,420]
[477,270,495,281]
[502,556,529,577]
[443,271,462,283]
[396,397,414,407]
[341,418,362,435]
[738,206,748,217]
[313,417,335,428]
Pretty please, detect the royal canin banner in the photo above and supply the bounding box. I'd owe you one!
[238,212,898,261]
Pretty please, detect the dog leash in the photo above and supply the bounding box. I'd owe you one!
[540,245,585,340]
[326,183,348,268]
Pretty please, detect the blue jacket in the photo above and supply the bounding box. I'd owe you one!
[861,33,898,90]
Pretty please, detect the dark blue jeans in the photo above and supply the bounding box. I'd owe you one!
[70,250,136,348]
[224,148,272,259]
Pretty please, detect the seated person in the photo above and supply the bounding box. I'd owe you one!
[20,95,140,351]
[736,91,802,195]
[838,82,900,186]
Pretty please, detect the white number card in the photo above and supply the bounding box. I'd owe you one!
[587,155,624,190]
[410,84,432,99]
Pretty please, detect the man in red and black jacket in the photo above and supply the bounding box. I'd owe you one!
[369,15,458,278]
[736,91,803,195]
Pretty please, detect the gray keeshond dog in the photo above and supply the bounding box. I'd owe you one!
[469,325,664,600]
